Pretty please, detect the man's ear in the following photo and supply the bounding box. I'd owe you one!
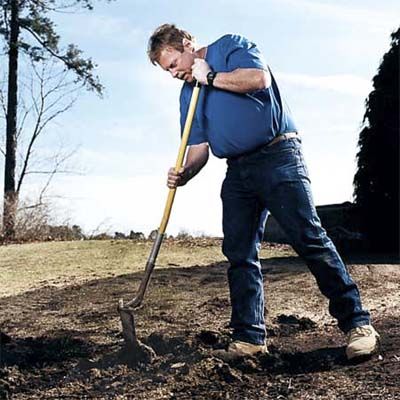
[182,38,194,52]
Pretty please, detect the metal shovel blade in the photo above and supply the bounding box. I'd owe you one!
[118,299,138,347]
[118,299,156,363]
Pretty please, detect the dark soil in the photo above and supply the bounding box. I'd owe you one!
[0,252,399,399]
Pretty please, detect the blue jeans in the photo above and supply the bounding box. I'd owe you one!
[221,137,370,345]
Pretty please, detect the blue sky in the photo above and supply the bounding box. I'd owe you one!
[1,0,399,236]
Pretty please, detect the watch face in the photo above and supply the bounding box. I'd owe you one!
[207,71,216,86]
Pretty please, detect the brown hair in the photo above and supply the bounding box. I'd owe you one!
[147,24,195,65]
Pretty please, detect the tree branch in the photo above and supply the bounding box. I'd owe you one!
[16,60,80,193]
[21,24,103,95]
[26,0,96,13]
[0,87,7,117]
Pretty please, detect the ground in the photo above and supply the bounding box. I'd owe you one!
[0,239,399,399]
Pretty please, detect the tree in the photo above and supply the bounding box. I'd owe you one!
[1,58,82,217]
[0,0,111,240]
[353,27,400,253]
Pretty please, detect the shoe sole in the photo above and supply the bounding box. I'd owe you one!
[346,344,378,360]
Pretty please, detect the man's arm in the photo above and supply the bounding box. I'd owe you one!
[167,142,209,188]
[212,68,271,93]
[192,59,271,94]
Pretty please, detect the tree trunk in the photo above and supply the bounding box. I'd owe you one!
[3,0,19,240]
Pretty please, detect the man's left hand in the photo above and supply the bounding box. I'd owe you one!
[192,58,211,85]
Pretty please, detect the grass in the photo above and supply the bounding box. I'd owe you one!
[0,239,294,298]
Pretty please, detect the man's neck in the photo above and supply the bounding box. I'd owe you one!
[194,46,207,59]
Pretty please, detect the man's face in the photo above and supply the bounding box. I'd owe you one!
[158,41,196,83]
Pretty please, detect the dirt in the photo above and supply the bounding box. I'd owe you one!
[0,243,399,399]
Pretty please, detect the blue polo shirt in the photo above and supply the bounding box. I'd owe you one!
[180,34,297,159]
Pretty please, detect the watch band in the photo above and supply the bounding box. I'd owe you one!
[207,71,217,87]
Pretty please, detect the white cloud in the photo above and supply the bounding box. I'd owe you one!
[277,72,372,97]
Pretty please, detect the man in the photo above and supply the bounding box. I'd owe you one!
[147,24,379,360]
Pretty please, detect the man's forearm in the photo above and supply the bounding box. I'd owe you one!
[192,59,271,94]
[212,68,271,93]
[183,143,209,183]
[183,154,208,182]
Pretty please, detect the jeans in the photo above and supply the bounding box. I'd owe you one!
[221,137,370,345]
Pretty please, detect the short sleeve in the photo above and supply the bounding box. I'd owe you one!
[180,84,207,145]
[221,34,267,71]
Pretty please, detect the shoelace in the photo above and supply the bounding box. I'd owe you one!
[348,326,374,340]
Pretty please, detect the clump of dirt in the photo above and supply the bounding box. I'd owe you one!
[274,314,318,336]
[145,331,193,356]
[213,361,245,383]
[196,329,221,346]
[200,296,230,310]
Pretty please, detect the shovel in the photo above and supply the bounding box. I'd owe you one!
[118,82,201,362]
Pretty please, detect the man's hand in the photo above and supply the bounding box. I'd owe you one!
[167,167,188,189]
[191,58,211,85]
[167,144,209,189]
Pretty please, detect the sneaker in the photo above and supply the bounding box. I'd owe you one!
[213,340,268,361]
[346,325,380,360]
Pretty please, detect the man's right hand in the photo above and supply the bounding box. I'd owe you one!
[166,143,209,189]
[167,167,188,189]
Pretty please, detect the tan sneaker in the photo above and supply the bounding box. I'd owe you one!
[213,340,268,361]
[346,325,380,360]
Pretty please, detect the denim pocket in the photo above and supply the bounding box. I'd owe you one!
[260,140,297,165]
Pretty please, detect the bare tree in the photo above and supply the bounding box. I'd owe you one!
[0,58,83,236]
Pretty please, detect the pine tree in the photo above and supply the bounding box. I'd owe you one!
[353,28,400,252]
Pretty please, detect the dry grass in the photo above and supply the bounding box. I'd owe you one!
[0,239,294,298]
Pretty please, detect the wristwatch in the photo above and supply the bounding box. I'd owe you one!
[207,70,217,87]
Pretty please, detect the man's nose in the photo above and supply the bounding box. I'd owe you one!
[170,69,178,78]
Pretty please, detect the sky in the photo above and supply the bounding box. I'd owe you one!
[1,0,399,237]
